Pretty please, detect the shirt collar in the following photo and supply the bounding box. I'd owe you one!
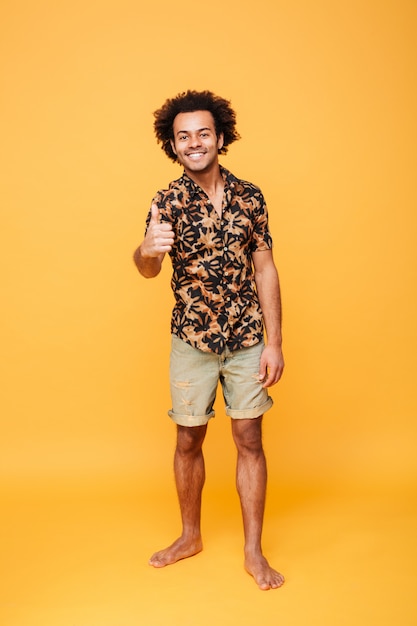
[178,165,238,199]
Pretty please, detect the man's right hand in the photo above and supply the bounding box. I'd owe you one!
[140,204,175,258]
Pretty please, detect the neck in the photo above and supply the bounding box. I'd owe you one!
[184,163,223,196]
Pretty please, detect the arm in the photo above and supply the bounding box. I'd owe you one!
[253,249,284,387]
[133,204,174,278]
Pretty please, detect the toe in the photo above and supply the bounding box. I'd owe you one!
[149,553,165,567]
[272,573,285,588]
[258,578,271,591]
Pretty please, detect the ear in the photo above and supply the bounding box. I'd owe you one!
[170,139,177,155]
[217,132,224,151]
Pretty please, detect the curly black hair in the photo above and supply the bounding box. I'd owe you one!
[153,90,241,163]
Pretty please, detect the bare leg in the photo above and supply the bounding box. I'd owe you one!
[232,416,285,590]
[149,424,207,567]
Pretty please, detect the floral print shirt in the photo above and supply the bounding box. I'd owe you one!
[146,166,273,354]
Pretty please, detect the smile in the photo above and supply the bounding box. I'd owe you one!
[187,152,206,159]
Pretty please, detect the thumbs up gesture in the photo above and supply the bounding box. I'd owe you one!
[140,203,174,258]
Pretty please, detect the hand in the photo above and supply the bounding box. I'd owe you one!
[141,204,174,258]
[258,344,285,388]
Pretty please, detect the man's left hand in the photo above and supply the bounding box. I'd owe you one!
[258,345,285,388]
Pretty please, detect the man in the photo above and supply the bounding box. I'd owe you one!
[133,90,285,590]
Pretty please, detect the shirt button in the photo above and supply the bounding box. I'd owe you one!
[224,246,228,251]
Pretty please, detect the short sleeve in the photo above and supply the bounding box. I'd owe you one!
[250,190,273,252]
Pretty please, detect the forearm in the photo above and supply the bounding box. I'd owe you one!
[254,264,283,347]
[133,245,163,278]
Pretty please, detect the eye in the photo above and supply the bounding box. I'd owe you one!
[179,134,188,140]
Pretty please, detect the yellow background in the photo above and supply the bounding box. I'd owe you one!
[1,0,416,624]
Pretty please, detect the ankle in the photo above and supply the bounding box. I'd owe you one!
[244,543,263,558]
[180,529,203,544]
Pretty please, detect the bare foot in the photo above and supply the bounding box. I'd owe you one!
[149,536,203,568]
[245,553,285,590]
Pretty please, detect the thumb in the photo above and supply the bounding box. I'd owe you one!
[258,355,267,383]
[150,203,160,224]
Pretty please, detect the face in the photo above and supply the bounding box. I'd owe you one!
[170,110,224,175]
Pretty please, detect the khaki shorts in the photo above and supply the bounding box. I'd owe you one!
[168,334,273,427]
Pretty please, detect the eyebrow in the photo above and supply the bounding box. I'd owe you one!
[175,127,212,136]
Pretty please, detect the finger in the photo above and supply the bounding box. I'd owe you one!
[275,366,284,383]
[261,372,273,388]
[262,366,279,388]
[258,363,267,384]
[150,203,160,224]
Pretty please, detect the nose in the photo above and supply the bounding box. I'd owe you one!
[189,133,202,148]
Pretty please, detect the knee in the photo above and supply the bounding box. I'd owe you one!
[176,425,206,455]
[232,419,263,455]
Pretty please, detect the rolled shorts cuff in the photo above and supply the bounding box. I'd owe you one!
[225,396,273,420]
[168,409,215,427]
